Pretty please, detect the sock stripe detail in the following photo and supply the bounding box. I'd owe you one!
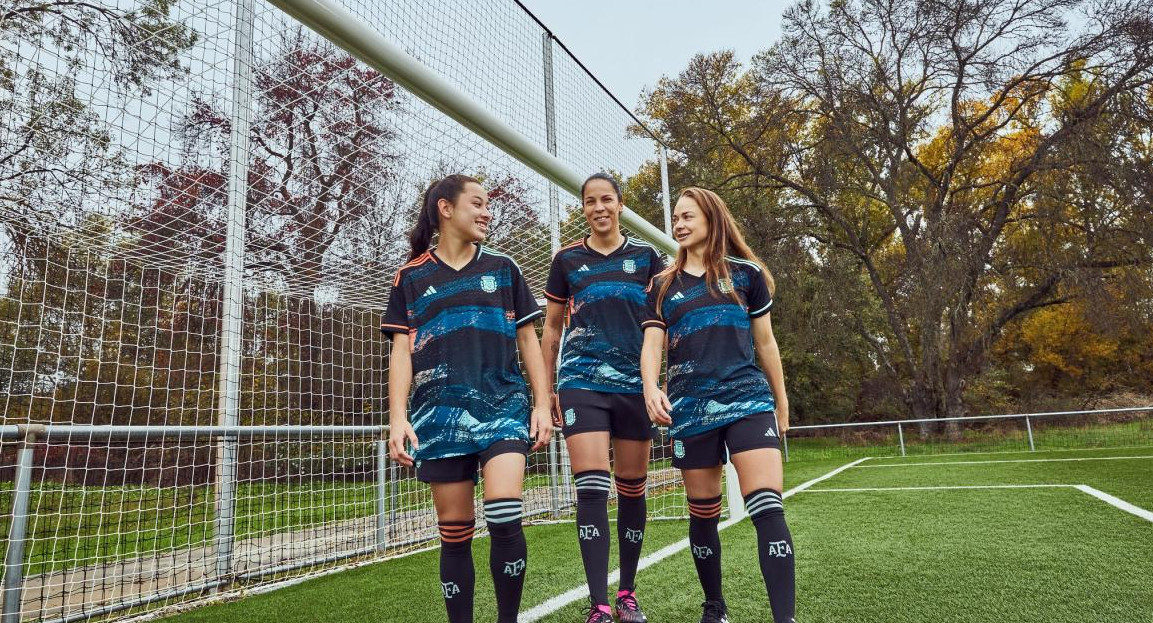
[574,471,613,491]
[615,476,647,498]
[484,499,523,524]
[744,489,784,517]
[688,496,723,519]
[438,521,476,543]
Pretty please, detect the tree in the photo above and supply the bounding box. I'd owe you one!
[638,0,1153,420]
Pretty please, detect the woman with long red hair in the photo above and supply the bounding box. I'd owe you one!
[640,187,794,623]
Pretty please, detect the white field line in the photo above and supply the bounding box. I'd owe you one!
[861,455,1153,468]
[519,457,872,622]
[1073,485,1153,523]
[805,484,1075,493]
[801,484,1153,524]
[863,444,1153,460]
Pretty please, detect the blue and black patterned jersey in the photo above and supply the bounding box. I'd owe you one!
[545,236,664,394]
[641,257,775,439]
[381,244,542,461]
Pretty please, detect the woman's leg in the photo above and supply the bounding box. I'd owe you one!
[432,480,478,623]
[567,431,613,610]
[682,466,725,604]
[611,437,651,595]
[482,451,528,623]
[731,448,794,623]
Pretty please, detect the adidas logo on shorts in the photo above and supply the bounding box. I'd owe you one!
[765,427,777,438]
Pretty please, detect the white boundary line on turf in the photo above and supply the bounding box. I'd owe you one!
[518,457,872,622]
[1073,485,1153,523]
[866,444,1153,460]
[801,484,1153,524]
[860,455,1153,468]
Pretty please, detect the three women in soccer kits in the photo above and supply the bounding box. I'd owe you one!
[641,187,796,623]
[543,173,662,623]
[384,175,553,623]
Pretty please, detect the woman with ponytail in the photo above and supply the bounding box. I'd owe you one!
[640,187,795,623]
[382,174,553,623]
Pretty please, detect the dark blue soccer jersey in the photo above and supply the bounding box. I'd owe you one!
[641,257,776,439]
[381,244,542,461]
[545,236,664,394]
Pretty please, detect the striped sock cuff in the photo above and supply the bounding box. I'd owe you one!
[438,520,476,543]
[615,475,647,498]
[574,470,612,494]
[743,488,784,518]
[688,495,723,519]
[483,498,523,525]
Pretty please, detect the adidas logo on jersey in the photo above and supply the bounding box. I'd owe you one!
[671,291,685,301]
[422,285,437,297]
[578,264,590,272]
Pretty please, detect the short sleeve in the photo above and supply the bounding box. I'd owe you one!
[511,261,543,327]
[544,252,569,303]
[746,267,773,318]
[647,248,668,283]
[641,276,666,331]
[381,274,410,335]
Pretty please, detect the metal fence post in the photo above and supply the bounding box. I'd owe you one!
[547,433,561,518]
[897,423,906,457]
[542,32,561,252]
[1025,416,1035,452]
[659,147,673,236]
[387,461,398,530]
[2,425,41,623]
[375,439,388,552]
[782,432,789,462]
[213,0,256,587]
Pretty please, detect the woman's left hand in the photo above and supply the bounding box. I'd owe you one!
[776,400,789,436]
[530,405,554,451]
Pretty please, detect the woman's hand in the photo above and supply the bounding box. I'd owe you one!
[530,404,554,451]
[644,386,673,426]
[550,393,563,428]
[387,419,419,467]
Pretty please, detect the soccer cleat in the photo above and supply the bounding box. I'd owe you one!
[614,590,648,623]
[581,599,615,623]
[699,600,730,623]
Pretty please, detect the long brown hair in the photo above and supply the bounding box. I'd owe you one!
[653,187,775,318]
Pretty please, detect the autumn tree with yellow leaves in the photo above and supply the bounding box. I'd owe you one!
[634,0,1153,421]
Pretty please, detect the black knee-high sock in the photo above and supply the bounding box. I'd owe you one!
[687,495,724,603]
[745,489,795,623]
[615,475,647,593]
[574,470,612,606]
[485,498,526,623]
[438,520,476,623]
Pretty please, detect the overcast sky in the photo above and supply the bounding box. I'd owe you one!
[518,0,794,110]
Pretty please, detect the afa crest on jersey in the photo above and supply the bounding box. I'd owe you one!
[480,275,498,293]
[717,278,734,294]
[622,259,637,274]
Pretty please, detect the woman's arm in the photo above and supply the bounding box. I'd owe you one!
[641,326,672,426]
[540,299,566,425]
[387,333,419,465]
[751,314,789,434]
[518,323,556,451]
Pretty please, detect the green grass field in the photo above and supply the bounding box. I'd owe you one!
[153,446,1153,623]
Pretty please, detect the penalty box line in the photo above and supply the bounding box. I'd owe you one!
[859,455,1153,468]
[518,457,872,622]
[801,483,1153,524]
